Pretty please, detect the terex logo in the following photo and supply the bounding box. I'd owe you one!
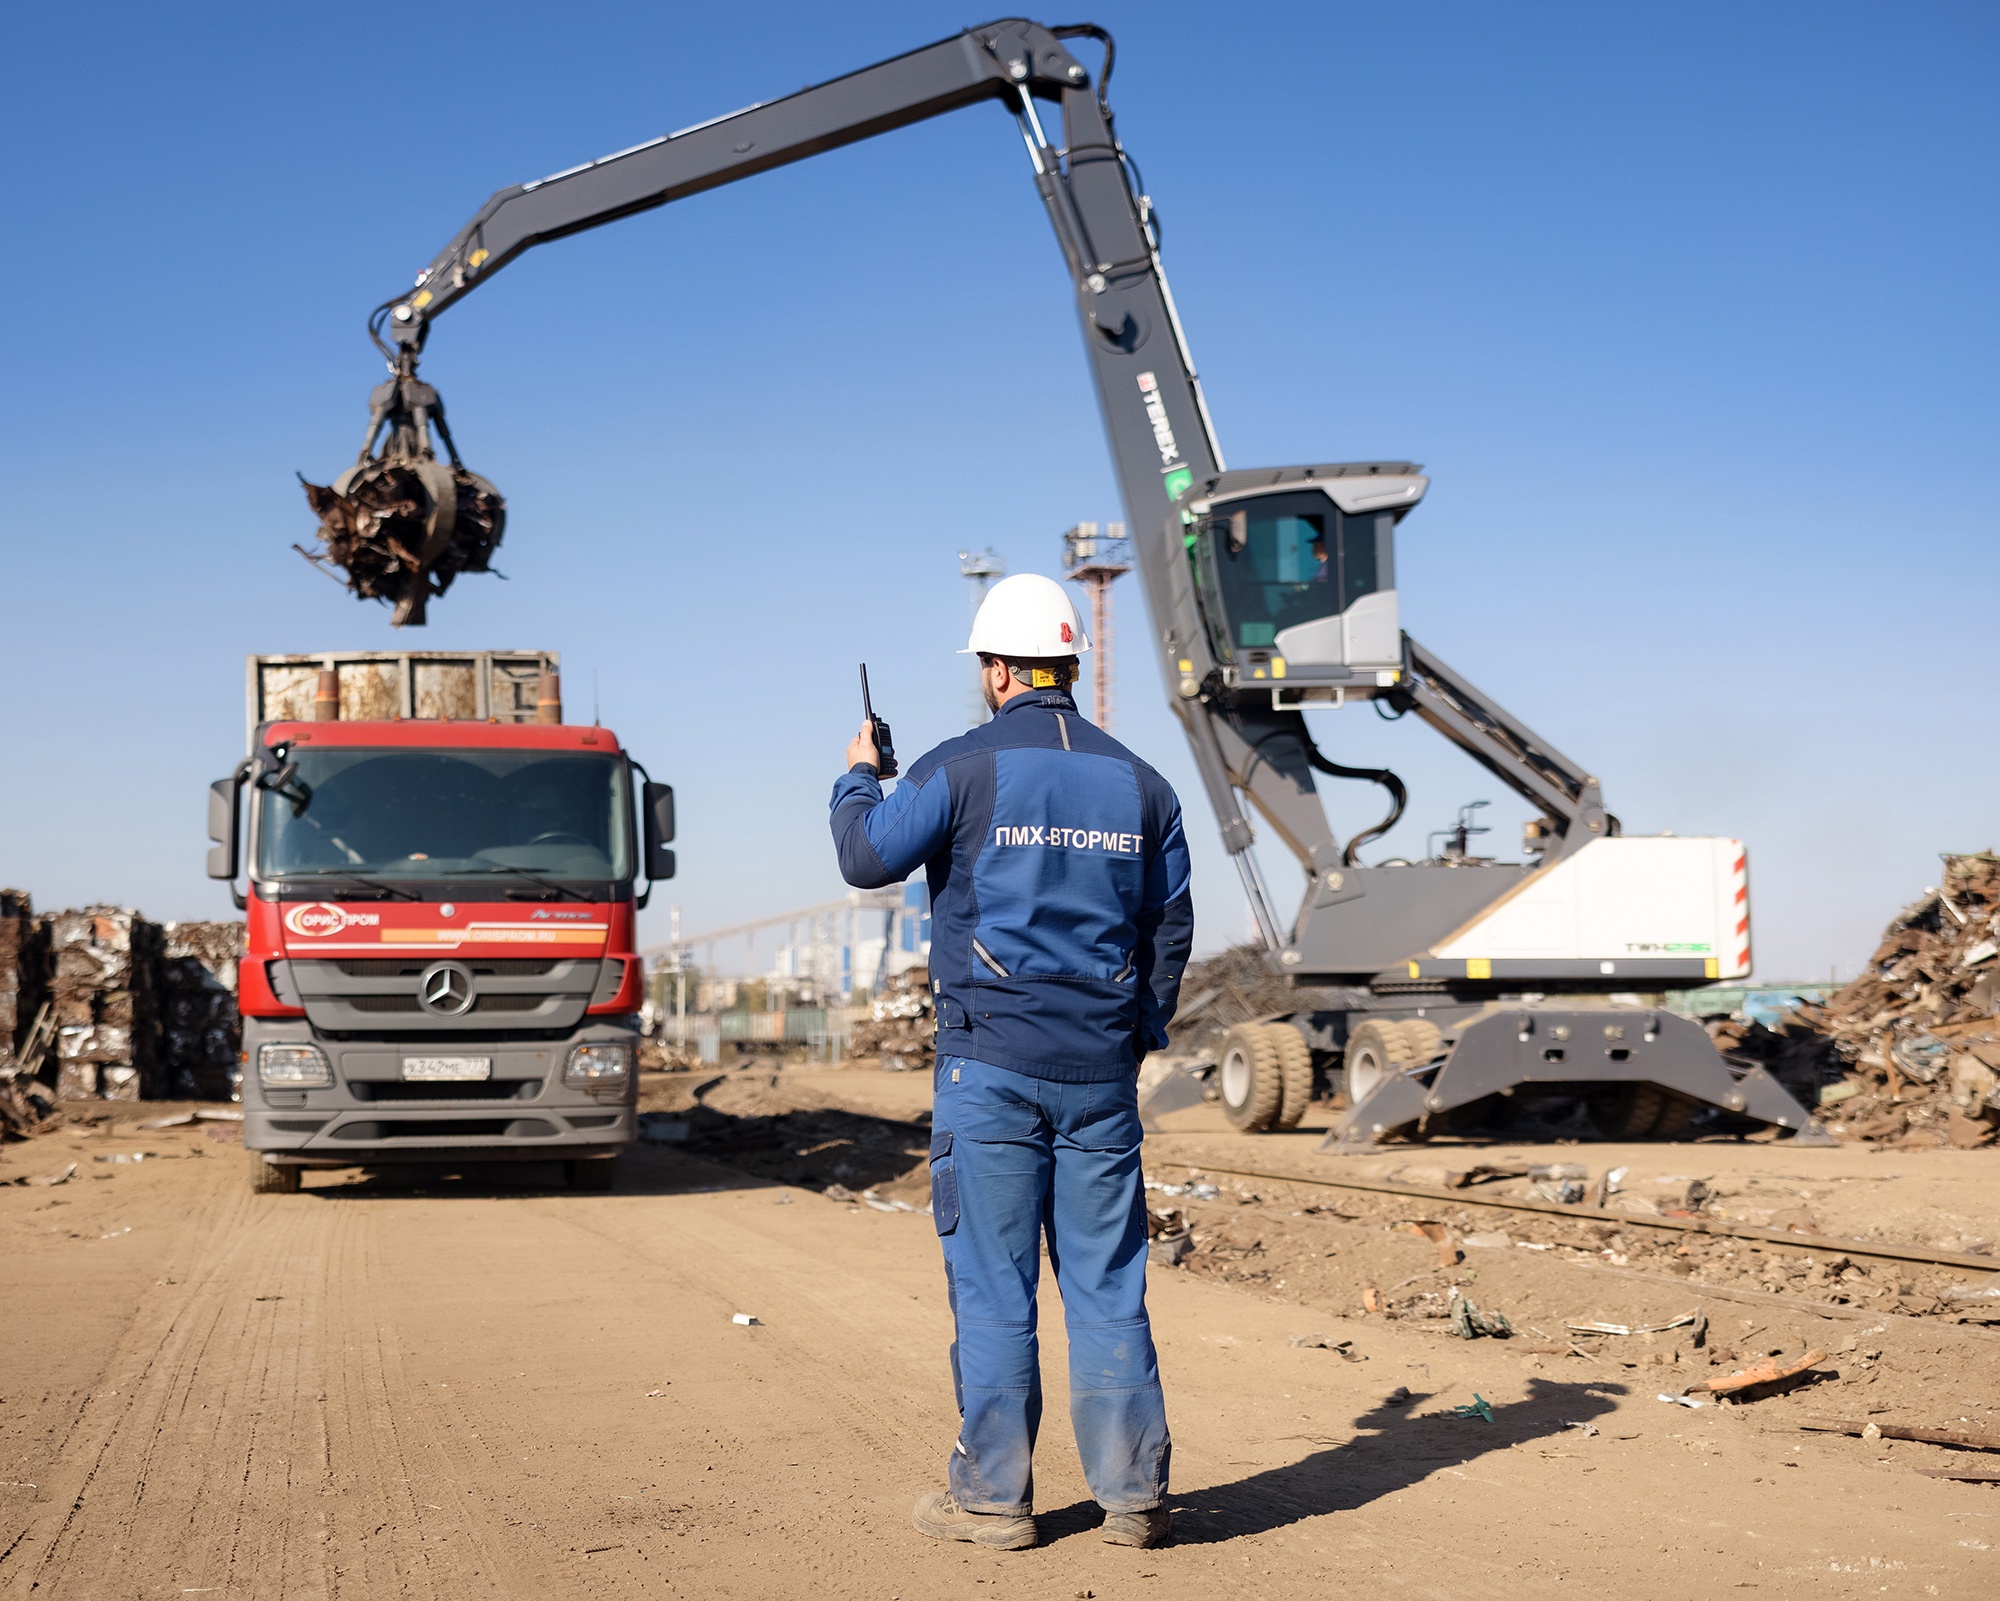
[1135,371,1181,467]
[283,902,382,938]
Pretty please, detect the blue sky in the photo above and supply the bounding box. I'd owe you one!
[1,1,1993,981]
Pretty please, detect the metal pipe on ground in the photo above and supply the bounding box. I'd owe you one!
[1142,1152,2000,1274]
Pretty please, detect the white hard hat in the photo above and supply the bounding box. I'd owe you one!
[961,573,1092,657]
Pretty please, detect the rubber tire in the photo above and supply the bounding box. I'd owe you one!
[1343,1019,1417,1108]
[250,1154,301,1195]
[1600,1082,1667,1139]
[1268,1024,1315,1130]
[565,1156,619,1193]
[1393,1019,1443,1065]
[1218,1022,1285,1132]
[1649,1092,1702,1139]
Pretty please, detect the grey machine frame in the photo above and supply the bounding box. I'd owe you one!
[355,18,1824,1147]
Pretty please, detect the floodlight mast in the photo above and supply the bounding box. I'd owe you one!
[1061,522,1130,731]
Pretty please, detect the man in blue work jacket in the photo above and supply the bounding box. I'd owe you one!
[829,573,1194,1551]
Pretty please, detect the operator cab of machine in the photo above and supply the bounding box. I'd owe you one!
[1180,463,1426,701]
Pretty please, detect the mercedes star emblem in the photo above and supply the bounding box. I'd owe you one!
[417,961,475,1016]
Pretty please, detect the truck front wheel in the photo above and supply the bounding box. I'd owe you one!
[249,1154,302,1195]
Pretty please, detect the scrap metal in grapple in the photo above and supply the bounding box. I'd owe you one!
[297,356,504,628]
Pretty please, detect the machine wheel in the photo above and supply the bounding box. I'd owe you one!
[1218,1023,1285,1132]
[1396,1019,1444,1065]
[1343,1020,1418,1108]
[1649,1091,1702,1139]
[565,1156,619,1193]
[249,1154,301,1195]
[1600,1082,1667,1139]
[1269,1025,1315,1130]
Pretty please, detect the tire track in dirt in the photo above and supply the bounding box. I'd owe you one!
[299,1163,963,1599]
[315,1199,558,1599]
[6,1182,328,1598]
[4,1173,560,1601]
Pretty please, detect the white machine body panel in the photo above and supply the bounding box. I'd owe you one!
[1432,836,1751,977]
[1274,589,1401,671]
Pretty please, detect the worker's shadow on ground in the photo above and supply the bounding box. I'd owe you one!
[1038,1377,1629,1545]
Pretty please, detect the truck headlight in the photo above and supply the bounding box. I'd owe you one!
[258,1043,331,1088]
[564,1041,631,1085]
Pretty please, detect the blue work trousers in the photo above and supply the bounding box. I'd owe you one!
[929,1054,1170,1516]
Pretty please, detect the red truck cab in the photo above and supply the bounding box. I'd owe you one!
[208,655,673,1193]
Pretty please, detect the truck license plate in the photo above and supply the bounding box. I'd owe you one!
[402,1056,492,1081]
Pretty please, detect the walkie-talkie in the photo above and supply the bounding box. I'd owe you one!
[859,663,898,778]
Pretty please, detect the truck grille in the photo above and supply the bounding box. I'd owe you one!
[340,994,548,1015]
[287,956,602,1034]
[333,958,558,978]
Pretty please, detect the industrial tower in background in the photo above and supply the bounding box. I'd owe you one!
[958,547,1006,724]
[1061,521,1131,731]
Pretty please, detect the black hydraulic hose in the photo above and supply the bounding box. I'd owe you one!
[1246,724,1409,869]
[1051,24,1165,255]
[1051,22,1115,116]
[1303,741,1408,867]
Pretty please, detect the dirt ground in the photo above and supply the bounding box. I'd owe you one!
[4,1069,1999,1600]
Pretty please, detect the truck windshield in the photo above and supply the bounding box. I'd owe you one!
[256,748,630,882]
[1205,492,1381,652]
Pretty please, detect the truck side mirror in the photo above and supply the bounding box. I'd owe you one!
[206,776,240,880]
[642,782,676,881]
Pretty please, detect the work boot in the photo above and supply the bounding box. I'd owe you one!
[912,1490,1036,1550]
[1100,1506,1172,1548]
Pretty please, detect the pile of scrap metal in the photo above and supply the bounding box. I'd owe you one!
[1789,851,2000,1147]
[1682,1013,1847,1120]
[0,889,48,1076]
[160,922,246,1101]
[0,902,245,1103]
[1161,943,1338,1069]
[297,358,504,628]
[850,966,935,1073]
[48,907,164,1100]
[1,890,58,1136]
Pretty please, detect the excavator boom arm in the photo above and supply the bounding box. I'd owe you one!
[373,22,1090,349]
[349,16,1613,954]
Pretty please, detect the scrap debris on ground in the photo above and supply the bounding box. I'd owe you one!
[1144,1155,2000,1327]
[640,1069,933,1209]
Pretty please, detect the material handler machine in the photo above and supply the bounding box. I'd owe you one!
[310,18,1827,1146]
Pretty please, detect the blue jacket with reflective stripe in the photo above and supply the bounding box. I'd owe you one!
[829,690,1194,1083]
